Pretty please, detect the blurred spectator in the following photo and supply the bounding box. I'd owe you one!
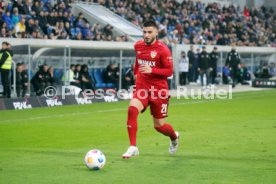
[38,10,49,34]
[209,46,219,84]
[0,41,13,98]
[32,1,41,16]
[15,63,24,97]
[21,63,28,97]
[3,10,13,30]
[168,29,180,45]
[0,27,7,37]
[123,64,134,90]
[11,7,20,26]
[244,6,250,17]
[33,18,44,38]
[25,17,35,34]
[187,45,195,82]
[74,64,81,81]
[268,63,276,77]
[23,0,32,15]
[225,46,241,87]
[198,46,210,86]
[48,66,55,85]
[254,62,271,79]
[47,10,56,26]
[31,64,52,96]
[103,24,113,37]
[12,0,25,15]
[237,63,250,84]
[79,64,95,91]
[57,31,68,39]
[68,64,80,87]
[103,63,118,86]
[223,65,231,84]
[14,17,26,35]
[179,51,189,85]
[114,64,120,83]
[193,48,201,82]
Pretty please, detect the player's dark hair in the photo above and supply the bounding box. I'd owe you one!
[143,20,158,29]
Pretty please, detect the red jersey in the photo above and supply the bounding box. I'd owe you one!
[134,40,173,89]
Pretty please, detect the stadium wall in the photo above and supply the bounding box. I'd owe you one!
[0,93,124,110]
[3,38,276,89]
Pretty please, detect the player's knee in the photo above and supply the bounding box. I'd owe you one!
[129,99,144,111]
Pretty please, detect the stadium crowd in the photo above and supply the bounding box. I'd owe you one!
[0,0,275,47]
[101,0,276,47]
[0,0,129,41]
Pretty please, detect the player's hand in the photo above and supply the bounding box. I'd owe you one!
[139,65,152,73]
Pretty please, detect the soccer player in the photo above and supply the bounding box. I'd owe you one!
[122,20,179,158]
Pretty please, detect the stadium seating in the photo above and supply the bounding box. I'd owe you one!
[92,68,115,89]
[0,0,275,46]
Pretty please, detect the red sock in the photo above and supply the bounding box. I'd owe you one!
[155,123,177,141]
[127,106,139,146]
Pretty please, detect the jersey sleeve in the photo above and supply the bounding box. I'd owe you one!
[151,46,173,77]
[134,58,138,75]
[133,43,138,75]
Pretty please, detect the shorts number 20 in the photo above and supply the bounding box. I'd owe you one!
[161,104,168,114]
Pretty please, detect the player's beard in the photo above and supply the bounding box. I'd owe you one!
[144,37,156,45]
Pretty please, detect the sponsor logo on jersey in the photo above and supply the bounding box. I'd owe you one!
[150,51,157,58]
[137,59,156,67]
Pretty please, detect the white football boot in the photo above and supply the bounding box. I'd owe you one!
[169,131,179,154]
[122,146,139,158]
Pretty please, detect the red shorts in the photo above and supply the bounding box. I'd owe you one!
[133,87,170,119]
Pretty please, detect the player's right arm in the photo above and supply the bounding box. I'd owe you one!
[133,58,138,80]
[133,41,140,81]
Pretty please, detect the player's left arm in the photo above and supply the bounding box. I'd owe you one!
[139,47,173,77]
[152,47,173,76]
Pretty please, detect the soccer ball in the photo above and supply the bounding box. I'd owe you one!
[84,149,106,170]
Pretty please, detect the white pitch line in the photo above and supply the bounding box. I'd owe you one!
[0,91,274,123]
[96,108,126,113]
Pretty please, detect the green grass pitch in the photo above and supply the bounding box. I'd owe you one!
[0,90,276,184]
